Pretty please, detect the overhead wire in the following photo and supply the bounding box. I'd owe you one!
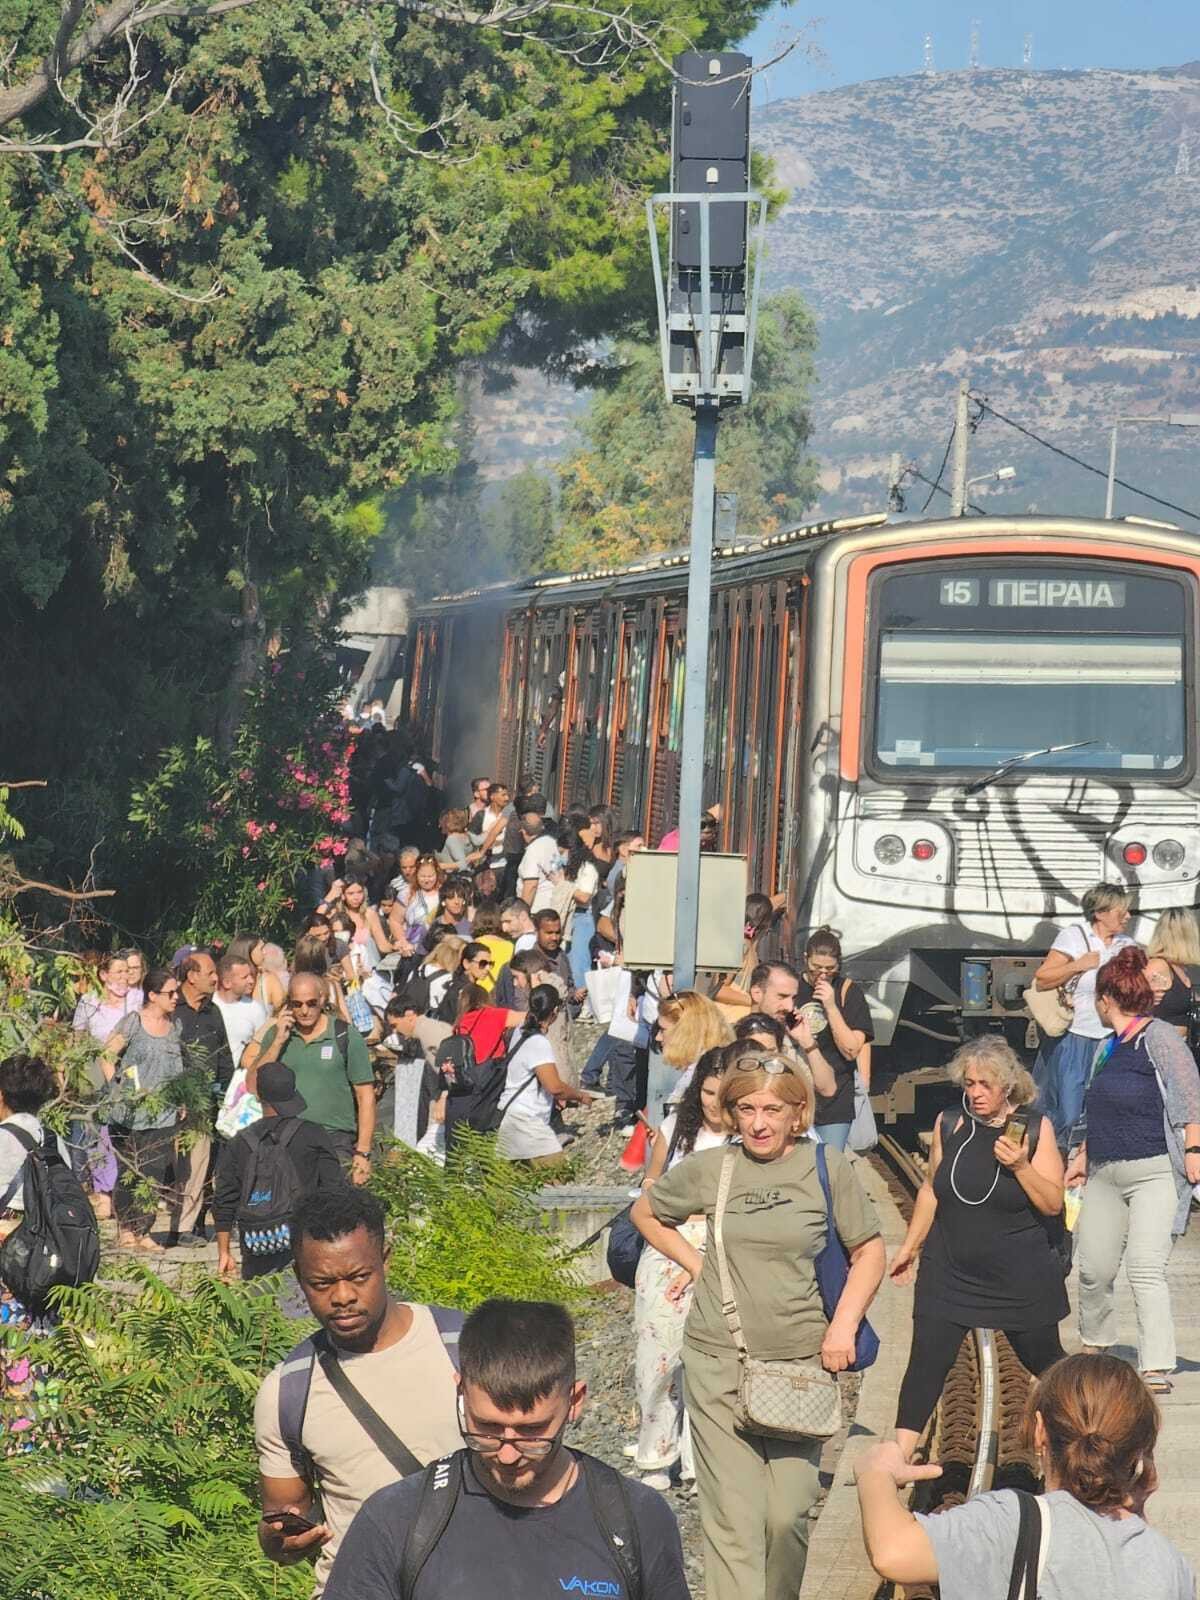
[921,425,957,513]
[969,394,1200,526]
[907,467,987,517]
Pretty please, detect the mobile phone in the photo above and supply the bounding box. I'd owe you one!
[783,1010,801,1029]
[1003,1117,1025,1145]
[267,1511,318,1538]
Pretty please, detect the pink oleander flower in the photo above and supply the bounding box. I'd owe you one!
[241,845,251,857]
[257,880,267,891]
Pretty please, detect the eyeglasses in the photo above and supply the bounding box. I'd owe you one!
[292,998,324,1010]
[471,958,493,969]
[736,1053,797,1076]
[457,1393,569,1459]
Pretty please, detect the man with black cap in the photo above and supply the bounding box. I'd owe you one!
[213,1063,343,1280]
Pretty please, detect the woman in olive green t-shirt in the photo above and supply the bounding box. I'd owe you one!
[632,1046,885,1600]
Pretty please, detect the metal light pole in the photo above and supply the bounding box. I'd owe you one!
[1105,413,1200,518]
[647,51,765,990]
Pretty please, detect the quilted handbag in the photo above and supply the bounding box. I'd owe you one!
[713,1150,843,1441]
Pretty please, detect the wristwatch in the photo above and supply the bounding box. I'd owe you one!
[1185,1146,1200,1156]
[353,1149,372,1161]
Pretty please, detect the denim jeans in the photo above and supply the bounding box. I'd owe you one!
[815,1121,851,1152]
[1076,1153,1178,1372]
[568,907,596,993]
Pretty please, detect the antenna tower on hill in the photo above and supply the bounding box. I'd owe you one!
[1176,128,1192,178]
[968,19,981,70]
[1023,34,1033,67]
[923,32,935,75]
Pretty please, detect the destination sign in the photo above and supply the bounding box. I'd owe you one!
[939,577,1126,609]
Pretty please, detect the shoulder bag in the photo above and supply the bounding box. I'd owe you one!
[1006,1490,1051,1600]
[1023,924,1087,1038]
[712,1149,842,1440]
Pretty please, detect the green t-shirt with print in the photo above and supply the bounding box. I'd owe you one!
[648,1139,880,1360]
[261,1018,373,1135]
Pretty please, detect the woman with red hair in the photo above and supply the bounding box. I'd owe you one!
[1067,945,1200,1394]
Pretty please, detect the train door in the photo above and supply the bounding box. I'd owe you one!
[520,610,569,799]
[609,601,655,829]
[647,605,686,846]
[560,609,618,807]
[497,611,532,786]
[407,617,446,744]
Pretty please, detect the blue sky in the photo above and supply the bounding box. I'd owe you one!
[740,2,1199,104]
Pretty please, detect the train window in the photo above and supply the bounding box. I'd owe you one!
[871,562,1190,777]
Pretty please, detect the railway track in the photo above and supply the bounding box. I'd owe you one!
[866,1135,1041,1600]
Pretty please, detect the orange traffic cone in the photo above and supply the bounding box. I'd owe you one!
[620,1118,649,1173]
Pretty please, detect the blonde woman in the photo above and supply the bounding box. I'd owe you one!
[632,1048,883,1600]
[890,1035,1067,1458]
[655,989,735,1108]
[1146,906,1200,1037]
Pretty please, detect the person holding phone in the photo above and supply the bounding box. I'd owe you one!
[793,928,874,1152]
[890,1035,1067,1461]
[254,1187,461,1596]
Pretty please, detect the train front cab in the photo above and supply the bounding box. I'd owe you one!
[800,515,1200,1078]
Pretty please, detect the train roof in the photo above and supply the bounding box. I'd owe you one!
[413,509,1190,617]
[415,511,890,613]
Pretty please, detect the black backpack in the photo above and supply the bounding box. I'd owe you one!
[236,1118,305,1258]
[0,1126,100,1309]
[441,1030,538,1140]
[398,1449,643,1600]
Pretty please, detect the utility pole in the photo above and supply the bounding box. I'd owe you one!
[950,378,971,516]
[647,52,764,990]
[887,450,906,512]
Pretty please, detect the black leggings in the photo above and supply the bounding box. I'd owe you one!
[896,1313,1065,1435]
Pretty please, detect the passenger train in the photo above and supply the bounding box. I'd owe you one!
[404,512,1200,1075]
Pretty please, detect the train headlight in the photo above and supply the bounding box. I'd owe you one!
[1122,841,1148,867]
[1152,838,1186,871]
[874,834,906,866]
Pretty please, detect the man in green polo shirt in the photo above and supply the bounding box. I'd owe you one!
[245,973,376,1185]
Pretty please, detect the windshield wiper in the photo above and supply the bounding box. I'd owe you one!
[963,740,1098,797]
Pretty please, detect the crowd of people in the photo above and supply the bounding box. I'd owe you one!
[6,703,1198,1600]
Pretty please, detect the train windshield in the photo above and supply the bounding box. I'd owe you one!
[872,564,1189,775]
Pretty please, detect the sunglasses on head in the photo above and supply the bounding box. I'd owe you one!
[736,1052,797,1077]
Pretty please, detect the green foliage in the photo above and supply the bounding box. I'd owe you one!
[549,289,820,568]
[125,647,353,941]
[374,1134,582,1307]
[0,0,781,887]
[0,1268,311,1600]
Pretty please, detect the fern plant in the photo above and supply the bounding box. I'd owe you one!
[373,1134,582,1308]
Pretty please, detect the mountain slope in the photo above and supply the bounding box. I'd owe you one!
[756,64,1200,521]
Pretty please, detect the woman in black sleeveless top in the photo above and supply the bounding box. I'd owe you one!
[890,1035,1068,1458]
[1147,907,1200,1037]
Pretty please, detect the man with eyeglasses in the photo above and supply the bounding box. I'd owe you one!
[325,1298,690,1600]
[244,972,376,1183]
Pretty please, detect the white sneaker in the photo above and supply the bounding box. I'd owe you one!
[641,1472,672,1491]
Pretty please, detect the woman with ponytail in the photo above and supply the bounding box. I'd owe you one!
[495,984,592,1167]
[855,1352,1194,1596]
[1067,944,1200,1393]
